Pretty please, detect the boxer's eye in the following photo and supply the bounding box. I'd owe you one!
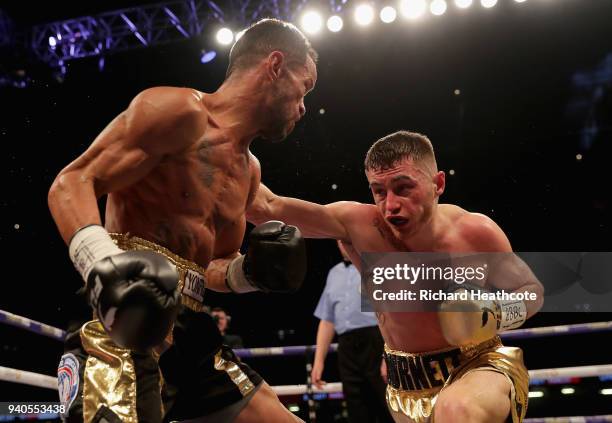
[396,185,412,195]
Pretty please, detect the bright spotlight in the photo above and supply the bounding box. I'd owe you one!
[400,0,427,19]
[430,0,448,15]
[561,388,575,395]
[301,11,323,34]
[355,4,375,26]
[380,6,397,23]
[216,28,234,45]
[48,36,57,47]
[327,15,344,32]
[455,0,473,9]
[528,391,544,398]
[481,0,497,8]
[514,0,527,2]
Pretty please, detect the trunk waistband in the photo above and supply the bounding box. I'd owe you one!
[384,336,502,391]
[109,233,207,313]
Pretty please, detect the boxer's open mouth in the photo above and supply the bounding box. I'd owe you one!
[387,217,409,227]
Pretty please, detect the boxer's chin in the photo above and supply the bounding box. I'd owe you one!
[261,126,289,143]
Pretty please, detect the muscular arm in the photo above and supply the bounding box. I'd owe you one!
[464,213,544,317]
[247,182,359,240]
[48,87,207,244]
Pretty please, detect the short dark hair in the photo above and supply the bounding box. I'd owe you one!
[364,131,437,172]
[211,307,226,314]
[226,18,318,79]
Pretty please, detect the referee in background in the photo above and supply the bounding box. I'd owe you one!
[311,241,392,423]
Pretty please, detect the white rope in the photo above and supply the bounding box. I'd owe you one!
[0,366,57,390]
[272,382,343,396]
[529,364,612,380]
[2,363,612,395]
[271,364,612,395]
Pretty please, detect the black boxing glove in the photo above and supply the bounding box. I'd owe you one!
[225,221,306,293]
[69,225,180,350]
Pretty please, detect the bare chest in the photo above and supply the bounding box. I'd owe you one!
[157,138,252,227]
[106,136,252,263]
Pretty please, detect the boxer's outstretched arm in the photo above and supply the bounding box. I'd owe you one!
[247,183,359,240]
[48,87,207,244]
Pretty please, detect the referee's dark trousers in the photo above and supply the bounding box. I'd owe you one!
[337,326,393,423]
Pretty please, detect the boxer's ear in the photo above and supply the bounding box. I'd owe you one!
[434,171,445,197]
[266,51,285,80]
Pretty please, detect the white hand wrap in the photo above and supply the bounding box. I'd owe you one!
[225,255,258,293]
[68,225,123,282]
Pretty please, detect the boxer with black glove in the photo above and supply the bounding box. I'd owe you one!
[69,224,181,351]
[225,220,307,293]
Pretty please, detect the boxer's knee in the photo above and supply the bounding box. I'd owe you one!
[433,375,511,423]
[433,392,486,423]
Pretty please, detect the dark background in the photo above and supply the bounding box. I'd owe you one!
[1,0,611,419]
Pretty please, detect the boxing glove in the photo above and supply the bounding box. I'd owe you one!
[226,221,307,293]
[69,225,181,351]
[437,283,526,346]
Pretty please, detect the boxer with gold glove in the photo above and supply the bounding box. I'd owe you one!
[438,282,527,346]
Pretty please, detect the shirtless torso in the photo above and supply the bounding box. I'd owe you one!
[247,132,542,423]
[48,23,318,421]
[338,203,489,352]
[50,87,264,289]
[103,89,259,268]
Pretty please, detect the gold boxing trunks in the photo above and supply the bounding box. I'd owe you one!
[384,337,529,423]
[65,234,258,422]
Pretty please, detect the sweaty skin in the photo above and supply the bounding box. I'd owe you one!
[49,54,317,291]
[247,159,544,352]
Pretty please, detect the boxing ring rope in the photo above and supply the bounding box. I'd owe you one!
[2,308,612,354]
[4,364,611,392]
[0,309,67,341]
[2,309,612,421]
[0,365,58,390]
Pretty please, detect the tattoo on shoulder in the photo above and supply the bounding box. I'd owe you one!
[197,141,215,187]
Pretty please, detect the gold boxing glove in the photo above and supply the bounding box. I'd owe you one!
[438,284,526,346]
